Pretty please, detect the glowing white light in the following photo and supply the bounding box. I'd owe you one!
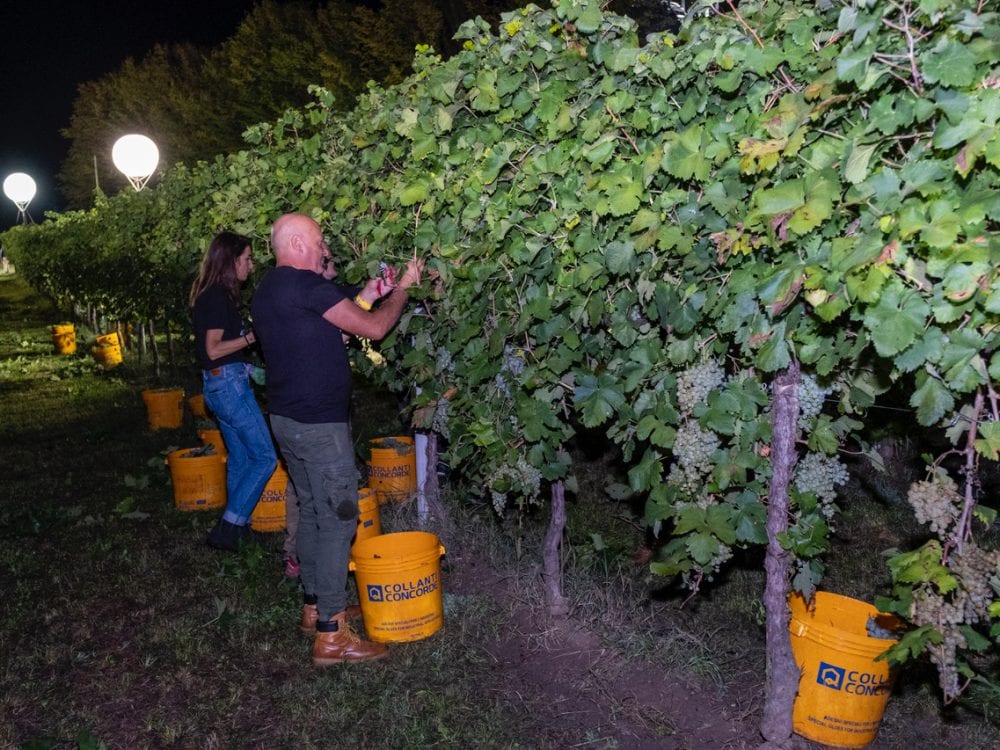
[112,134,159,190]
[3,172,36,207]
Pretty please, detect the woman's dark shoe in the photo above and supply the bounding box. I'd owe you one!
[206,520,243,551]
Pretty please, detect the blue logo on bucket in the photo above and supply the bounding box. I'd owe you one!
[816,662,890,696]
[364,574,439,604]
[817,662,845,690]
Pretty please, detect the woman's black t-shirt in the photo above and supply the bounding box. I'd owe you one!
[192,284,247,369]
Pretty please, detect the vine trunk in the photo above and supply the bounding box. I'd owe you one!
[760,361,801,746]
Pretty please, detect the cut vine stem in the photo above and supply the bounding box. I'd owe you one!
[949,388,984,558]
[544,478,570,619]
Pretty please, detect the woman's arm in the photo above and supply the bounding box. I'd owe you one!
[204,328,255,361]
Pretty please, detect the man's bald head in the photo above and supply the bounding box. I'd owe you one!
[270,213,325,272]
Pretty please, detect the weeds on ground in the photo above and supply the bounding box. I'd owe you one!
[0,275,536,750]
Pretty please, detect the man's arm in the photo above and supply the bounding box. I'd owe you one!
[321,257,423,339]
[323,287,410,340]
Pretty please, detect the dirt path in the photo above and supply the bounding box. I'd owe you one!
[445,547,758,749]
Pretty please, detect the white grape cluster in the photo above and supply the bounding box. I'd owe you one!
[681,545,735,590]
[361,338,386,367]
[702,544,734,583]
[488,455,543,515]
[483,312,498,337]
[927,639,962,701]
[949,544,1000,623]
[431,398,450,439]
[434,345,455,375]
[694,493,720,510]
[866,616,898,640]
[667,421,720,491]
[797,374,831,428]
[502,345,526,377]
[793,452,849,511]
[494,373,511,398]
[908,542,1000,702]
[911,587,967,700]
[906,473,962,536]
[676,359,725,416]
[492,346,526,400]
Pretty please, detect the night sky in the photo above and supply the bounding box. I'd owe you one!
[0,0,260,231]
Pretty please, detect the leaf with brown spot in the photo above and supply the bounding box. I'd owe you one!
[767,274,804,316]
[956,145,970,175]
[876,240,898,265]
[770,212,792,241]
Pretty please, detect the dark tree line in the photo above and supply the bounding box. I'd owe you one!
[59,0,683,207]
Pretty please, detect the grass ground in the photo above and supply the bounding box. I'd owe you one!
[1,272,998,750]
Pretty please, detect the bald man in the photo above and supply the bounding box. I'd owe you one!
[251,213,423,665]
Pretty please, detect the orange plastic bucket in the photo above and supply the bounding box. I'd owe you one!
[188,394,207,418]
[92,332,122,367]
[91,343,122,368]
[350,531,445,643]
[352,487,381,549]
[90,333,122,370]
[51,324,76,355]
[165,448,226,511]
[367,436,416,503]
[251,462,288,532]
[95,332,120,348]
[197,428,227,456]
[789,592,899,748]
[93,346,120,366]
[142,388,184,430]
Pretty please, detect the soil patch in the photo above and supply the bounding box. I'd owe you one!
[444,546,757,749]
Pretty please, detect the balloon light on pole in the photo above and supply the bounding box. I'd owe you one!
[112,134,159,191]
[3,172,37,224]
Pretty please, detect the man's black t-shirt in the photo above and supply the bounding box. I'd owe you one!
[251,266,355,423]
[191,284,247,369]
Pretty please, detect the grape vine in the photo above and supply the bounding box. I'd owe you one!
[3,0,999,709]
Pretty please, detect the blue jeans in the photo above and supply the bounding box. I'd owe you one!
[270,415,359,620]
[203,363,277,526]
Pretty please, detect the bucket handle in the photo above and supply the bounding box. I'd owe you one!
[348,544,445,572]
[165,453,227,464]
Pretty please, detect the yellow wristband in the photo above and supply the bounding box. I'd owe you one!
[354,295,373,311]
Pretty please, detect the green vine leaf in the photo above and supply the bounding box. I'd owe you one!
[575,373,626,427]
[864,285,930,357]
[922,40,978,87]
[910,370,955,426]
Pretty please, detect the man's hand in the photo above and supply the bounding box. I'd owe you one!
[321,256,336,281]
[358,263,400,303]
[398,255,425,290]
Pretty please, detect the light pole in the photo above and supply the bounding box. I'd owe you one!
[112,134,159,191]
[3,172,37,224]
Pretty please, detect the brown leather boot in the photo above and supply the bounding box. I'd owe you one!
[300,603,362,634]
[312,611,388,666]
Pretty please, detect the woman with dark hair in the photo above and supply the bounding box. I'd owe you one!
[190,231,276,551]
